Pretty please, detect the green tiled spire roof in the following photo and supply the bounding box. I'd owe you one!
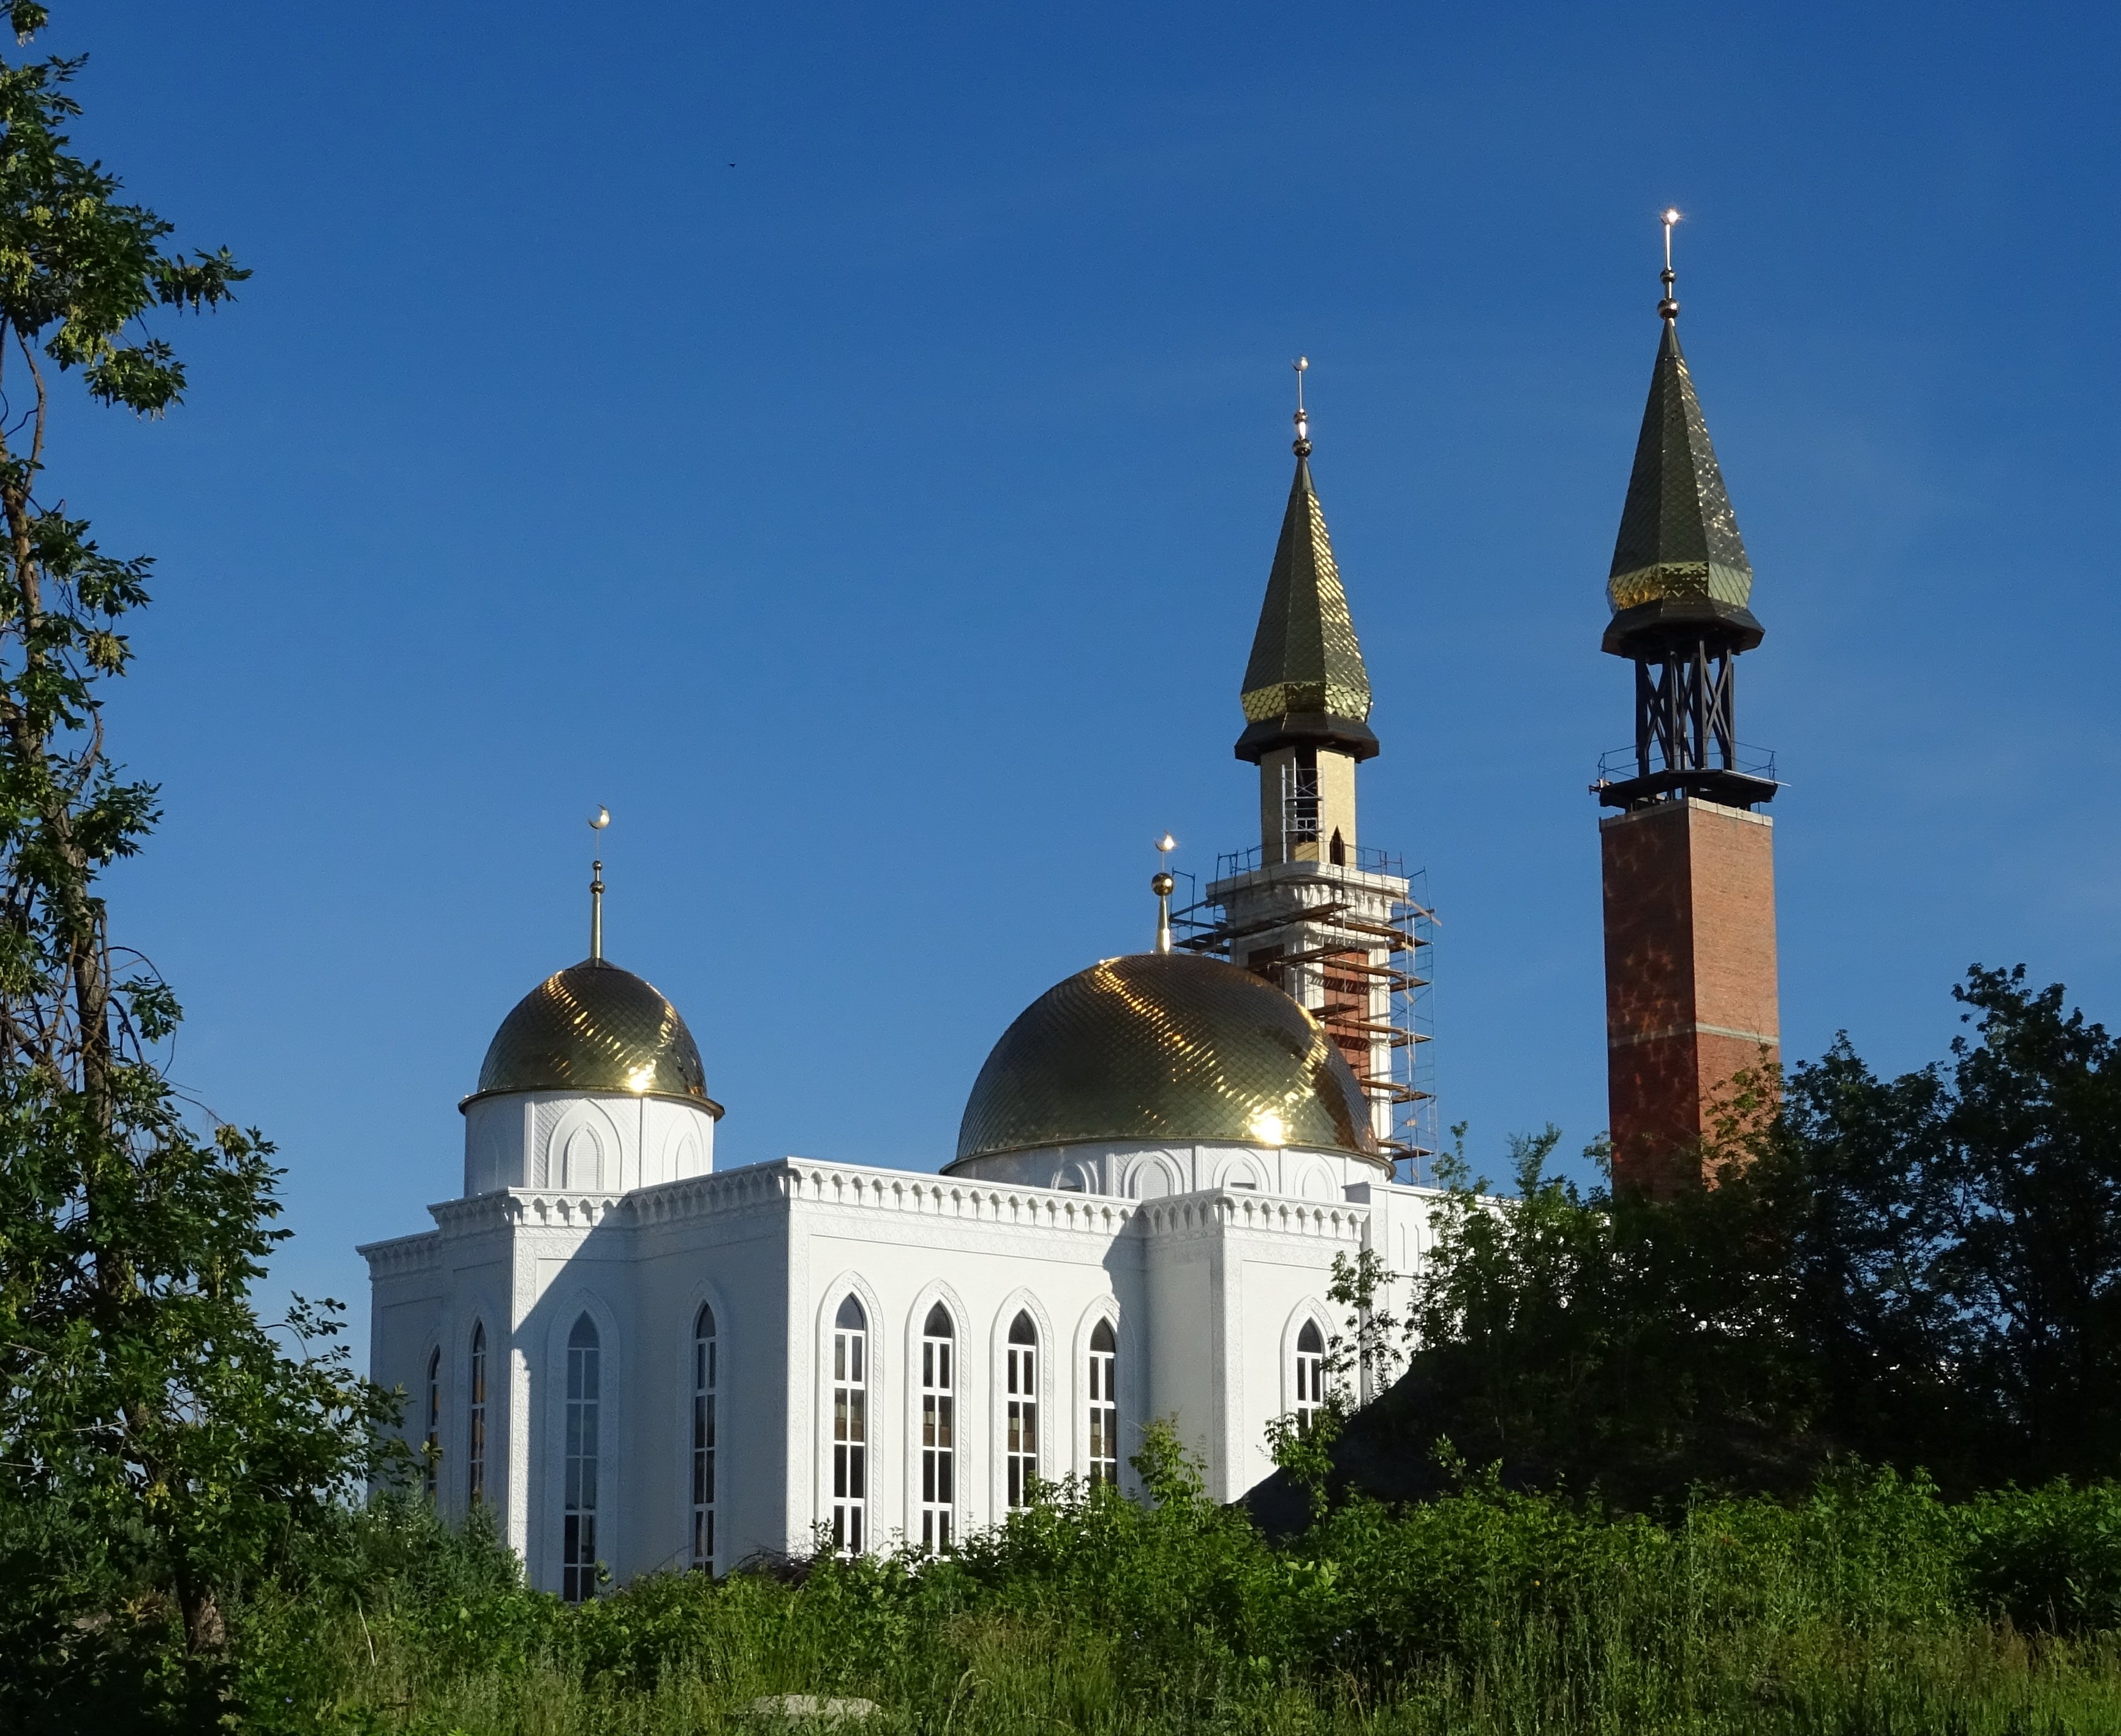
[1235,450,1378,762]
[1607,320,1755,618]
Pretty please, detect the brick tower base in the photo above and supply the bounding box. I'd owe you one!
[1600,797,1779,1197]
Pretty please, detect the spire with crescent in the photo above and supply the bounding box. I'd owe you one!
[1235,359,1379,767]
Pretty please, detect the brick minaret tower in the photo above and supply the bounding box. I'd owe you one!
[1594,213,1780,1197]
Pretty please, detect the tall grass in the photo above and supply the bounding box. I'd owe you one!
[228,1459,2121,1735]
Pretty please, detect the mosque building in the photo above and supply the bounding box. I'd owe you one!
[363,230,1780,1593]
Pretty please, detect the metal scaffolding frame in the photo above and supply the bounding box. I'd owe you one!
[1173,862,1438,1181]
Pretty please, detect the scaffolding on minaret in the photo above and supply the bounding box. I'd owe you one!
[1194,359,1438,1180]
[1174,855,1437,1178]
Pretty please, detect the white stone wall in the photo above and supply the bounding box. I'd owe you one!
[461,1089,717,1197]
[364,1135,1454,1595]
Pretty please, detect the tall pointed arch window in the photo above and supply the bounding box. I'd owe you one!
[831,1296,868,1552]
[1294,1320,1327,1435]
[423,1348,441,1500]
[919,1302,955,1550]
[1087,1319,1118,1486]
[1005,1311,1039,1509]
[691,1304,718,1572]
[562,1313,601,1601]
[467,1323,488,1505]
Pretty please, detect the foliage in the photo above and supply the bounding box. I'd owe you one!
[1368,967,2121,1505]
[1957,1479,2121,1636]
[0,12,396,1730]
[196,1451,2121,1735]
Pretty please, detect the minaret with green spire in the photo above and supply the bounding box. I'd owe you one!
[1195,363,1436,1173]
[1597,213,1782,1198]
[1596,210,1776,811]
[1235,358,1379,865]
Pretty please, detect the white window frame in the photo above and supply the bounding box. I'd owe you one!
[691,1303,718,1572]
[562,1313,601,1601]
[1087,1318,1118,1486]
[831,1295,869,1554]
[466,1320,488,1507]
[422,1345,441,1500]
[1294,1318,1328,1435]
[1004,1311,1039,1509]
[919,1302,955,1550]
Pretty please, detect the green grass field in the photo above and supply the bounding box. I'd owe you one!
[224,1455,2121,1735]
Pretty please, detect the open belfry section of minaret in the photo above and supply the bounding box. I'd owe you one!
[1179,363,1437,1170]
[1593,214,1781,1197]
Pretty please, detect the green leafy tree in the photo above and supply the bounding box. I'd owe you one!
[0,9,395,1724]
[1774,965,2121,1487]
[1311,969,2121,1508]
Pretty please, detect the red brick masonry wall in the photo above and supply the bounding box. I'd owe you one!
[1600,798,1779,1197]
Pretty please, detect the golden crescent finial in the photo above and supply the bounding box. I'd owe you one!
[588,807,609,961]
[1658,209,1681,321]
[1152,833,1178,953]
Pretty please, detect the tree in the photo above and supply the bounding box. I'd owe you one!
[1328,968,2121,1508]
[0,9,394,1724]
[1776,966,2121,1487]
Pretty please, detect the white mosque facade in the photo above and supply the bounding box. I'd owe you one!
[361,413,1444,1595]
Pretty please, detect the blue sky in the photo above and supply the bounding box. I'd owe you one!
[48,2,2121,1352]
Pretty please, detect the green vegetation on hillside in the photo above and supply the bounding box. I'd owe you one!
[1250,963,2121,1525]
[228,1442,2121,1735]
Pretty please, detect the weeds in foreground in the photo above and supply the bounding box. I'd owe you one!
[194,1452,2121,1736]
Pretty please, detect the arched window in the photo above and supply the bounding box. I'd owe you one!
[919,1302,955,1550]
[1295,1320,1327,1434]
[691,1304,717,1573]
[1087,1319,1118,1486]
[831,1296,868,1553]
[423,1348,441,1499]
[1005,1311,1039,1509]
[467,1323,488,1505]
[563,1313,601,1601]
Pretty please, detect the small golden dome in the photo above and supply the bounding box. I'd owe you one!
[952,951,1380,1168]
[470,958,721,1113]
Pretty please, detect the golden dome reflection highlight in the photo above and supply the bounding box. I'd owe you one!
[952,951,1381,1167]
[469,958,720,1113]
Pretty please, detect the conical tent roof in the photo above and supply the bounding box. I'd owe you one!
[1607,321,1755,620]
[1235,453,1377,762]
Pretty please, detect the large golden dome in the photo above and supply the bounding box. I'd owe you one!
[470,958,720,1112]
[953,951,1380,1167]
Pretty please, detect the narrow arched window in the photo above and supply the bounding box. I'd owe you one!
[423,1347,441,1500]
[1006,1311,1039,1508]
[563,1313,601,1601]
[1295,1320,1327,1435]
[831,1296,868,1553]
[919,1302,955,1550]
[1087,1319,1118,1486]
[691,1304,717,1573]
[467,1323,488,1505]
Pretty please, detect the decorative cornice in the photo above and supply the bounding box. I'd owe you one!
[364,1158,1386,1268]
[1137,1190,1368,1244]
